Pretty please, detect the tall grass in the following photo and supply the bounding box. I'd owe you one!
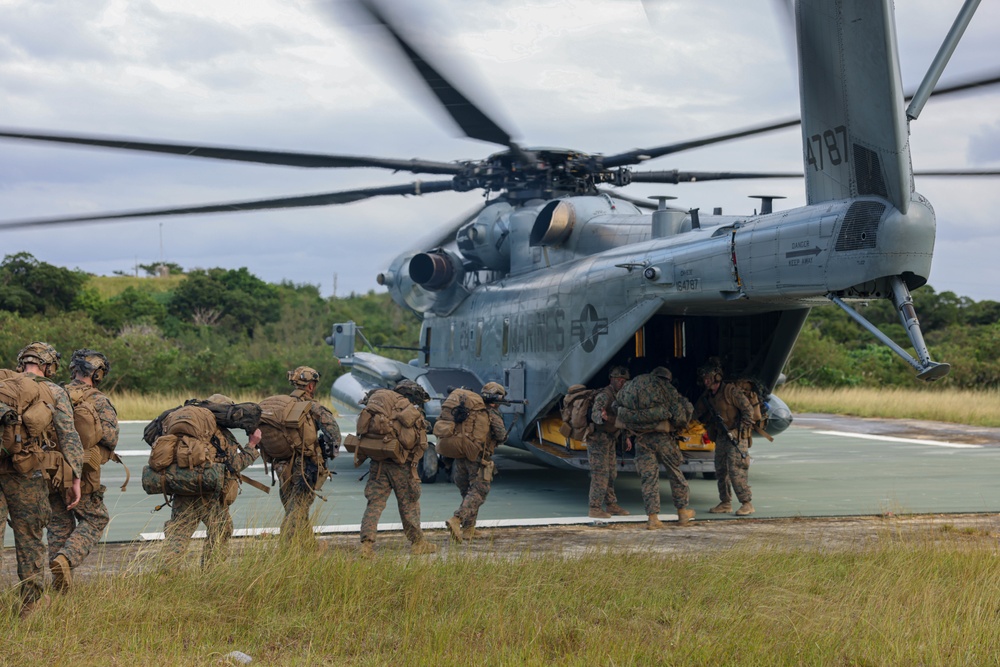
[110,391,338,421]
[781,386,1000,426]
[3,527,999,665]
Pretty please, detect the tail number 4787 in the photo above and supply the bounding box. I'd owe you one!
[806,125,848,172]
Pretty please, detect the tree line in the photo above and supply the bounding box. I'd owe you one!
[2,252,996,393]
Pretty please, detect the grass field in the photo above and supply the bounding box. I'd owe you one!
[3,526,999,665]
[780,385,1000,427]
[87,274,185,298]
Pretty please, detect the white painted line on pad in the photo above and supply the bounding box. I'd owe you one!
[815,430,982,449]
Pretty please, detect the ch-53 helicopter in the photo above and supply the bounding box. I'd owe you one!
[0,0,997,481]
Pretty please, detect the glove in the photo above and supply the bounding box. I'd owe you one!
[727,429,739,442]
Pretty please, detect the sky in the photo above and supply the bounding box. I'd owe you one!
[0,0,998,301]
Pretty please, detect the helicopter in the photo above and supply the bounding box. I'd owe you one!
[0,1,998,480]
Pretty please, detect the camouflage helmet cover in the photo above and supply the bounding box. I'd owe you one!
[394,379,430,404]
[17,341,61,376]
[697,358,724,384]
[69,349,111,385]
[288,366,321,387]
[650,366,673,382]
[609,366,630,380]
[481,381,506,398]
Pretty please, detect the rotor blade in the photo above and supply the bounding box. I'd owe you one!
[630,170,803,184]
[349,0,529,159]
[603,70,1000,169]
[0,180,457,230]
[0,128,463,175]
[630,169,1000,184]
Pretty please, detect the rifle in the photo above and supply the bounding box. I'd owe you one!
[703,401,746,460]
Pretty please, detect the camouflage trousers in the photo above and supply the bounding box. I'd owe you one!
[634,433,689,515]
[1,490,7,562]
[452,458,492,527]
[47,486,110,568]
[360,460,424,545]
[161,494,233,568]
[275,459,317,545]
[0,471,51,603]
[714,437,751,504]
[586,431,620,509]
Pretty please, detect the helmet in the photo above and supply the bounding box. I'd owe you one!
[16,342,61,377]
[650,366,673,382]
[609,366,630,381]
[697,359,724,385]
[395,379,430,405]
[69,349,111,386]
[206,393,235,405]
[481,382,506,402]
[288,366,320,387]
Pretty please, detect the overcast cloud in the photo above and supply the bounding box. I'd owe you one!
[0,0,998,301]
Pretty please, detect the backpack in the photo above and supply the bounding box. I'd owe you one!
[616,376,692,434]
[0,372,54,472]
[558,384,596,441]
[148,404,220,470]
[732,378,768,429]
[257,394,318,462]
[433,389,491,461]
[65,383,103,451]
[347,389,425,465]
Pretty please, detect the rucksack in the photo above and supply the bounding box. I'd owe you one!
[148,404,221,470]
[558,384,596,441]
[732,378,768,429]
[257,393,318,462]
[65,383,103,450]
[616,376,692,434]
[347,389,425,465]
[0,373,54,469]
[433,389,490,461]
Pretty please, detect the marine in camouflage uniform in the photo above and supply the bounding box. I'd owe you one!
[0,343,83,617]
[271,366,341,545]
[445,382,508,542]
[617,367,695,528]
[586,366,631,518]
[359,380,436,557]
[694,360,756,516]
[48,350,120,592]
[160,395,260,568]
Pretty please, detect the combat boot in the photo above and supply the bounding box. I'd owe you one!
[677,508,696,526]
[360,542,376,559]
[708,502,732,514]
[445,516,464,542]
[19,594,51,620]
[647,513,664,530]
[589,507,611,519]
[606,503,630,516]
[735,501,755,516]
[50,555,72,592]
[411,540,437,555]
[463,521,477,540]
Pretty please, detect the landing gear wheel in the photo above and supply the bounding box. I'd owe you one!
[417,447,439,484]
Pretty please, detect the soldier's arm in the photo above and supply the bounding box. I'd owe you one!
[50,383,83,478]
[591,390,610,425]
[726,384,755,430]
[224,429,259,472]
[94,392,120,451]
[311,403,342,457]
[488,409,508,444]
